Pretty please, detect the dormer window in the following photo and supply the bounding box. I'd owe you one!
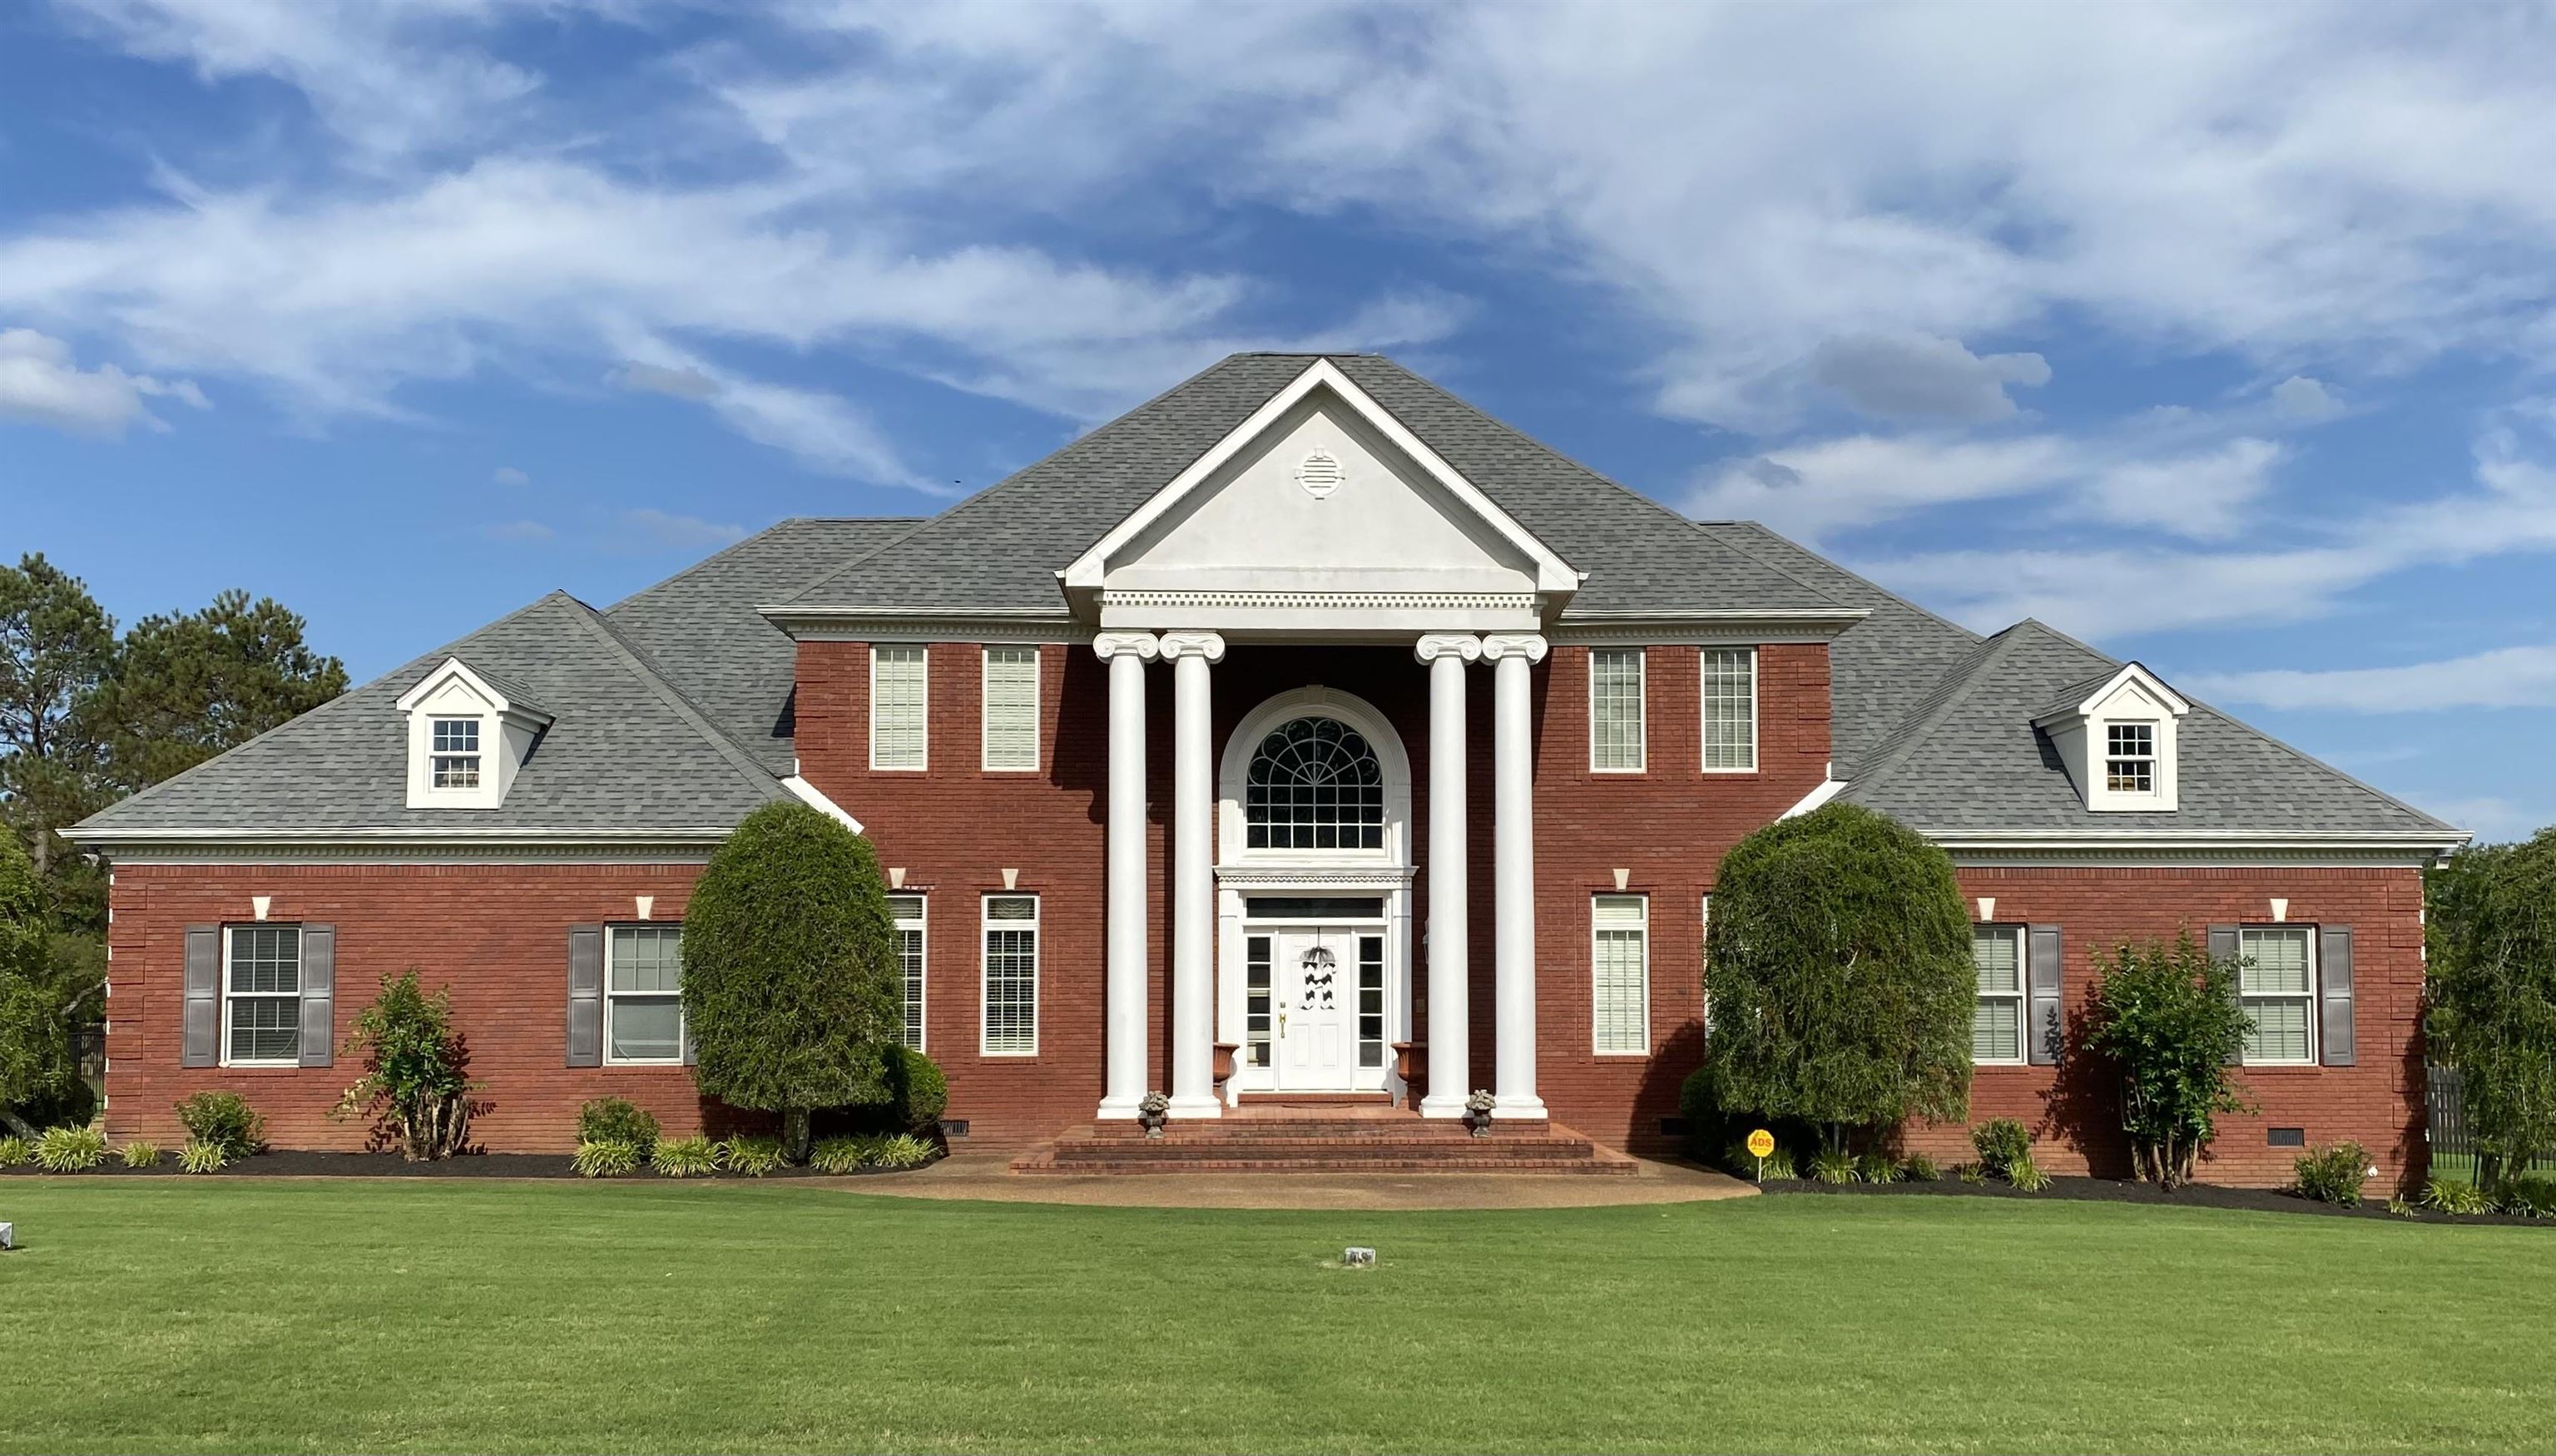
[2032,661,2190,814]
[2105,722,2155,795]
[431,718,483,788]
[395,657,552,810]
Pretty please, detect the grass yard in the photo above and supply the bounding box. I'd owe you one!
[0,1180,2550,1454]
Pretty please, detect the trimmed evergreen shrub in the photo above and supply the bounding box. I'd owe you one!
[719,1135,785,1176]
[2291,1142,2370,1206]
[577,1097,661,1153]
[1703,804,1973,1154]
[2080,934,2254,1188]
[331,970,483,1160]
[33,1124,106,1171]
[572,1139,642,1178]
[650,1135,716,1178]
[120,1141,161,1168]
[178,1138,228,1173]
[175,1092,264,1157]
[682,802,902,1161]
[1971,1118,2031,1176]
[886,1047,947,1132]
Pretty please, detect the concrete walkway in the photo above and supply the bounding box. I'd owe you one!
[845,1151,1757,1211]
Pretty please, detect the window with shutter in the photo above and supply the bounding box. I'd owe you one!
[1702,647,1757,771]
[980,646,1039,771]
[605,924,685,1063]
[1588,649,1645,771]
[1593,894,1649,1054]
[869,645,928,770]
[1971,925,2026,1064]
[222,924,304,1065]
[2239,925,2316,1064]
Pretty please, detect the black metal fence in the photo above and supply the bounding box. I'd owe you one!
[2426,1063,2556,1178]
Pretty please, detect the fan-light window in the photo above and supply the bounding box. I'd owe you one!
[870,646,928,770]
[1245,716,1385,850]
[1593,894,1649,1054]
[981,646,1039,770]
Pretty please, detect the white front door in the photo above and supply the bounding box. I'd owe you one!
[1249,925,1384,1092]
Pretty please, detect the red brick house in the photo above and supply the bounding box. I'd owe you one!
[71,354,2466,1185]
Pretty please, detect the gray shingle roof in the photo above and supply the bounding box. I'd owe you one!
[73,590,791,838]
[1838,618,2462,839]
[785,354,1842,619]
[606,517,921,772]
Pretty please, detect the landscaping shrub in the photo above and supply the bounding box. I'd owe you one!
[32,1123,105,1171]
[1900,1152,1939,1181]
[577,1097,660,1153]
[0,834,103,1140]
[175,1091,264,1157]
[886,1047,947,1132]
[1702,803,1973,1155]
[2500,1176,2556,1219]
[867,1133,935,1169]
[2080,934,2254,1189]
[1722,1137,1796,1181]
[719,1135,785,1176]
[2291,1142,2370,1206]
[2422,1176,2494,1215]
[572,1139,641,1178]
[119,1141,159,1168]
[1971,1118,2031,1176]
[2006,1153,2052,1191]
[331,969,482,1160]
[1855,1151,1901,1183]
[1808,1146,1858,1183]
[2426,833,2556,1186]
[682,801,903,1161]
[808,1137,867,1175]
[1954,1161,1988,1185]
[0,1135,28,1167]
[650,1134,716,1178]
[178,1138,228,1174]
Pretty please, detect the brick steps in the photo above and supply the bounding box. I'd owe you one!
[1014,1117,1640,1176]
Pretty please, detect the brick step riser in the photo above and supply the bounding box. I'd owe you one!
[1083,1126,1549,1142]
[1053,1139,1597,1159]
[1024,1158,1638,1176]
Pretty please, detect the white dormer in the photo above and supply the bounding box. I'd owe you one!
[2032,662,2192,813]
[394,658,553,810]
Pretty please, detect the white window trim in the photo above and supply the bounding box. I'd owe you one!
[1588,647,1647,774]
[890,894,927,1053]
[869,645,929,772]
[603,922,686,1066]
[1700,646,1759,774]
[219,923,302,1068]
[980,893,1039,1057]
[1591,893,1651,1056]
[428,716,483,791]
[1972,924,2028,1067]
[2105,721,2159,797]
[2239,924,2319,1067]
[979,645,1041,773]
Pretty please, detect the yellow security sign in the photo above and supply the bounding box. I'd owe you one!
[1746,1128,1776,1160]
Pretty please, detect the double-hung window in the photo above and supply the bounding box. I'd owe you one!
[1702,647,1757,771]
[889,894,927,1051]
[606,924,685,1063]
[2106,723,2156,795]
[1971,924,2027,1065]
[981,646,1039,771]
[224,924,302,1065]
[982,894,1038,1055]
[2240,926,2316,1064]
[1589,648,1646,771]
[870,646,928,770]
[430,717,481,789]
[1592,894,1650,1053]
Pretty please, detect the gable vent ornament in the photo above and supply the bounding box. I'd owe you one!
[1295,450,1344,498]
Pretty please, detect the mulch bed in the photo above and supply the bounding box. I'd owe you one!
[1,1151,931,1181]
[1759,1171,2549,1226]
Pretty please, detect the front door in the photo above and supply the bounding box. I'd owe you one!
[1253,925,1384,1092]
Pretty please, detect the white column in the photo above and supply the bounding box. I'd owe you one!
[1414,632,1482,1118]
[1159,631,1226,1118]
[1482,632,1548,1120]
[1092,631,1160,1119]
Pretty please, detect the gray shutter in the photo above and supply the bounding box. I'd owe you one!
[182,925,220,1067]
[2208,924,2242,1065]
[567,924,604,1067]
[2319,924,2355,1067]
[2026,924,2063,1067]
[297,924,334,1068]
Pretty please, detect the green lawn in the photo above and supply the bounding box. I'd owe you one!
[0,1180,2549,1454]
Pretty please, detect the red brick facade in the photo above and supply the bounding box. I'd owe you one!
[100,641,2434,1186]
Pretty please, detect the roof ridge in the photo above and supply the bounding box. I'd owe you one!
[566,599,784,805]
[1848,624,2028,794]
[1705,521,1984,645]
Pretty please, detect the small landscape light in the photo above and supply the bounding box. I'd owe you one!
[1343,1246,1375,1267]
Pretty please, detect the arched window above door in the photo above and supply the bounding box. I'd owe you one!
[1244,716,1385,850]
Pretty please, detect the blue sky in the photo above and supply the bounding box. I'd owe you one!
[3,2,2554,839]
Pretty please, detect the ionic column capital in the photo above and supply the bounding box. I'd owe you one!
[1157,631,1226,664]
[1480,632,1548,665]
[1092,631,1162,663]
[1414,632,1484,666]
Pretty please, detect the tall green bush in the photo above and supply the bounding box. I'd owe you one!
[2426,832,2556,1187]
[2081,934,2253,1189]
[681,801,901,1161]
[330,970,481,1160]
[1703,803,1974,1151]
[0,834,99,1137]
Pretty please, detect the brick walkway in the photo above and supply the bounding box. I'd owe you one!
[841,1150,1757,1210]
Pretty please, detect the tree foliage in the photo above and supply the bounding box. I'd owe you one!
[2427,831,2556,1185]
[681,801,901,1159]
[0,832,100,1137]
[0,553,117,879]
[2080,933,2254,1189]
[1703,802,1974,1148]
[94,589,348,794]
[329,970,483,1160]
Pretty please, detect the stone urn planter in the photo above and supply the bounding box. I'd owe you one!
[1137,1091,1171,1139]
[1463,1088,1498,1138]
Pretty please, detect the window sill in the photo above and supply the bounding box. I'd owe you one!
[1700,766,1761,776]
[978,1047,1039,1058]
[1593,1048,1652,1058]
[219,1060,303,1070]
[1974,1059,2030,1070]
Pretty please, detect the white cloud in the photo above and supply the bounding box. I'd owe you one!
[2078,437,2284,541]
[1807,334,2050,422]
[612,364,721,401]
[491,464,529,485]
[2187,644,2556,712]
[482,518,550,542]
[2271,374,2345,422]
[0,326,207,436]
[619,507,746,551]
